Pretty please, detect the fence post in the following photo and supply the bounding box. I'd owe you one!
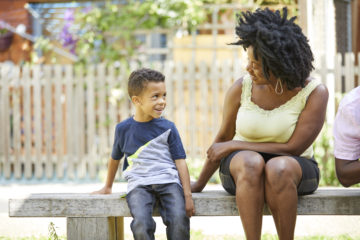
[334,53,343,93]
[32,65,43,179]
[12,66,21,179]
[54,65,64,179]
[199,61,209,156]
[65,65,75,179]
[75,67,86,179]
[344,52,355,92]
[0,65,11,179]
[22,65,32,179]
[44,65,54,179]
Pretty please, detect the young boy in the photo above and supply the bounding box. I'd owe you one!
[333,86,360,187]
[93,68,194,239]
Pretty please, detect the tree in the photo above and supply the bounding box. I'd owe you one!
[33,0,208,66]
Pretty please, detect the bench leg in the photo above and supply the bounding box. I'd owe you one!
[108,217,124,240]
[67,217,124,240]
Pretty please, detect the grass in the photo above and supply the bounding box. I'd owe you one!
[295,236,360,240]
[132,233,360,240]
[0,237,60,240]
[1,233,359,240]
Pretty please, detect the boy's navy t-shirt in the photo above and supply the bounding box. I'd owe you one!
[111,117,186,193]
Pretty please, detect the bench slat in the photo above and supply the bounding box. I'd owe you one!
[9,188,360,217]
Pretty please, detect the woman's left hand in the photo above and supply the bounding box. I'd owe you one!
[207,141,233,162]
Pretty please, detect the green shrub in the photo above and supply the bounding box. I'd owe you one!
[313,122,339,186]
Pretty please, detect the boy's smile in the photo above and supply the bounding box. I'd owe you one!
[133,81,166,122]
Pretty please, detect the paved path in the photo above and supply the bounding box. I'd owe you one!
[1,183,360,238]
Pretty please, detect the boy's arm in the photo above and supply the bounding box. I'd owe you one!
[175,159,195,217]
[92,157,120,194]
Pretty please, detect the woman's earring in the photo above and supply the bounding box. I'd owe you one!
[275,78,283,95]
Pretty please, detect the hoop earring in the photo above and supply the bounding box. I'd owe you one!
[275,78,283,95]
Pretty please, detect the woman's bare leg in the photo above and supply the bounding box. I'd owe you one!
[229,151,266,240]
[264,157,302,240]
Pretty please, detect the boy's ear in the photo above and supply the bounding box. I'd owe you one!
[131,96,141,105]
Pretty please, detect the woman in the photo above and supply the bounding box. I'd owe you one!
[191,7,328,240]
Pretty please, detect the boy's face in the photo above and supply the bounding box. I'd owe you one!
[132,81,166,122]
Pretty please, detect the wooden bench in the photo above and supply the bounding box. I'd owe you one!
[9,188,360,240]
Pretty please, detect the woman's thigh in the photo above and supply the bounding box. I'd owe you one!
[265,156,302,189]
[219,150,265,195]
[265,155,319,195]
[219,150,320,196]
[289,156,319,195]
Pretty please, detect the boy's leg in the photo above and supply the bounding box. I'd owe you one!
[156,183,190,240]
[126,185,157,240]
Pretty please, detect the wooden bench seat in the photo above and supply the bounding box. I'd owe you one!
[9,188,360,240]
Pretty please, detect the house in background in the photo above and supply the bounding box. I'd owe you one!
[0,0,168,64]
[0,0,359,65]
[0,0,32,64]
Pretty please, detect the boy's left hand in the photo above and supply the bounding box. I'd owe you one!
[185,195,195,217]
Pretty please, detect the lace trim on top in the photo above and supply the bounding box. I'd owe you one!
[241,74,320,114]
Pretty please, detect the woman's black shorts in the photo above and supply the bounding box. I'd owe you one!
[219,150,320,196]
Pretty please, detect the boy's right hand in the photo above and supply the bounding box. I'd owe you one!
[185,195,195,217]
[91,186,112,195]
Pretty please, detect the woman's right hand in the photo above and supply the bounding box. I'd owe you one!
[207,141,233,163]
[191,181,205,193]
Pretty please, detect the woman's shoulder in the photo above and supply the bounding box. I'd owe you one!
[229,75,247,93]
[235,75,247,85]
[223,75,249,107]
[307,78,328,98]
[303,78,329,107]
[225,76,245,99]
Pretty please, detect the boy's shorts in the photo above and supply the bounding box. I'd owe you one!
[219,150,320,196]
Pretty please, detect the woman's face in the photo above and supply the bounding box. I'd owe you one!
[246,46,266,84]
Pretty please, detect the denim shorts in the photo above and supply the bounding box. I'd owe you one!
[219,150,320,196]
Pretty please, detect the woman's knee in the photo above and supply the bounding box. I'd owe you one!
[230,151,265,182]
[265,157,301,191]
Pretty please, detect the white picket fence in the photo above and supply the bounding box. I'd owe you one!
[0,53,359,180]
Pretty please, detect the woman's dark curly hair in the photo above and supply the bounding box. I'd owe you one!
[232,7,314,90]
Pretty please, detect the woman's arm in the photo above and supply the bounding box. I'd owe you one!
[207,83,329,161]
[191,78,243,192]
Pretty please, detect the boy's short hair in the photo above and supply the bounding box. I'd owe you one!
[128,68,165,97]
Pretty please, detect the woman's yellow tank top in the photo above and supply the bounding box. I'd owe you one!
[234,74,321,159]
